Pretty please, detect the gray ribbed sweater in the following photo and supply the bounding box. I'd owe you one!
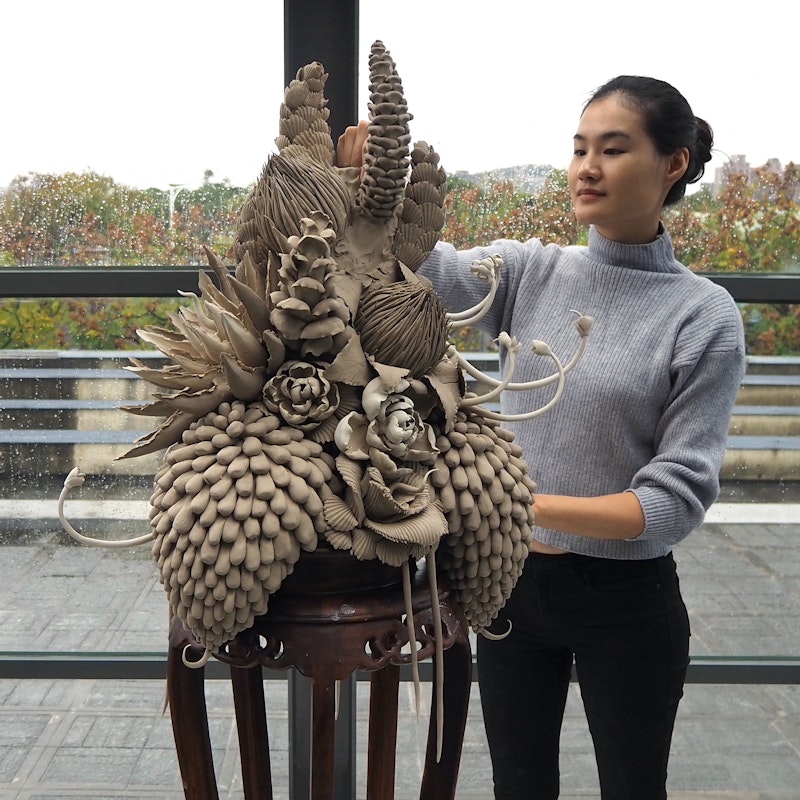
[420,226,747,559]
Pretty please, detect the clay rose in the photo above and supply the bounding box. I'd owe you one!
[334,377,438,463]
[262,360,340,431]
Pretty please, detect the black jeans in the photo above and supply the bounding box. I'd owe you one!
[477,551,690,800]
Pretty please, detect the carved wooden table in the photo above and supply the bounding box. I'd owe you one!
[166,547,472,800]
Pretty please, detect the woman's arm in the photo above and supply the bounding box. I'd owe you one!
[532,491,645,540]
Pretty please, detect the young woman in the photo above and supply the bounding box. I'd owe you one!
[339,76,746,799]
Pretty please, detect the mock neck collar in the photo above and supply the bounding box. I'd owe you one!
[586,224,680,273]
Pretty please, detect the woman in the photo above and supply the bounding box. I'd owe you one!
[340,76,746,799]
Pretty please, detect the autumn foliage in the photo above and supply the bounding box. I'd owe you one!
[1,161,798,352]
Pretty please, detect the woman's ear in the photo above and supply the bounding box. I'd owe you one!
[666,147,690,184]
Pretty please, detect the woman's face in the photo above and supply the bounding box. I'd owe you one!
[568,94,687,244]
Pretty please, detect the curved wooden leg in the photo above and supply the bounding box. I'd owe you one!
[366,664,400,800]
[230,661,273,800]
[419,636,472,800]
[166,618,220,800]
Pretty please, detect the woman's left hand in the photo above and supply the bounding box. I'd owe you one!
[336,120,369,168]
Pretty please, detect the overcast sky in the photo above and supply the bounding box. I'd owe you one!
[1,0,795,190]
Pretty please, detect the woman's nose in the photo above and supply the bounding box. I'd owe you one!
[578,155,600,179]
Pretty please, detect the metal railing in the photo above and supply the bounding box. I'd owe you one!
[3,266,800,300]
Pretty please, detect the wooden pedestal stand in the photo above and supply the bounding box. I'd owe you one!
[166,546,472,800]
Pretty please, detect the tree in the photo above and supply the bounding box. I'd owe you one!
[443,169,577,249]
[0,169,245,349]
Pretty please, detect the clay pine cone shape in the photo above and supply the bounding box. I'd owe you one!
[429,408,536,633]
[355,268,450,377]
[269,214,351,358]
[275,61,335,166]
[359,40,412,219]
[392,141,448,271]
[149,400,334,655]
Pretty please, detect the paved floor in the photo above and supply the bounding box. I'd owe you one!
[1,500,799,799]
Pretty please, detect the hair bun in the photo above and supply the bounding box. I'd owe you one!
[695,117,714,166]
[687,117,714,185]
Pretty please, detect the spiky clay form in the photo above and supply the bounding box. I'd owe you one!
[59,42,592,710]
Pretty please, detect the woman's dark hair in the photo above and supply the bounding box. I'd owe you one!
[585,75,713,206]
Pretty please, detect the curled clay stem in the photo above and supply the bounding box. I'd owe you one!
[58,468,156,549]
[182,645,211,669]
[473,342,567,422]
[426,552,445,762]
[480,620,513,641]
[402,559,421,717]
[177,289,216,330]
[446,255,502,327]
[459,333,519,407]
[456,311,592,393]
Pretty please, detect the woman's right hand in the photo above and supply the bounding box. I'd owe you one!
[336,120,369,169]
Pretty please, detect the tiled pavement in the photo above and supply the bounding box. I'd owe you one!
[1,502,800,799]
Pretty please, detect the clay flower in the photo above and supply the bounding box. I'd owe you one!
[334,377,438,464]
[262,360,340,431]
[324,450,446,566]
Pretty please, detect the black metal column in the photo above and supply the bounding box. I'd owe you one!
[283,10,360,797]
[283,0,360,143]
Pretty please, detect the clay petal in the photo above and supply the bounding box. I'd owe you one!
[351,527,379,561]
[183,322,232,365]
[159,382,233,417]
[124,361,209,392]
[426,355,465,430]
[374,539,414,568]
[115,410,196,460]
[365,503,446,546]
[324,529,354,551]
[121,399,175,417]
[220,313,267,368]
[136,327,197,360]
[269,309,307,340]
[229,276,270,334]
[262,330,287,371]
[300,317,346,340]
[334,411,370,460]
[323,494,360,532]
[324,333,372,387]
[360,377,391,419]
[369,364,411,396]
[306,413,338,444]
[220,353,266,401]
[198,271,239,315]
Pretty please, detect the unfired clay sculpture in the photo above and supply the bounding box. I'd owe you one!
[59,42,592,676]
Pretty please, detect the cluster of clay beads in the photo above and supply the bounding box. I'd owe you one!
[150,400,333,653]
[430,409,536,632]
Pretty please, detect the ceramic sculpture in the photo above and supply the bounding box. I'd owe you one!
[59,41,592,672]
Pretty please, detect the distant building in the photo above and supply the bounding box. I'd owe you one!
[452,164,554,195]
[712,155,787,198]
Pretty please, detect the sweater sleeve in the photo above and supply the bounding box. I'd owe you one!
[630,290,746,547]
[420,239,547,339]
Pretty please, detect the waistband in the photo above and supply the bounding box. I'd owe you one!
[526,549,675,578]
